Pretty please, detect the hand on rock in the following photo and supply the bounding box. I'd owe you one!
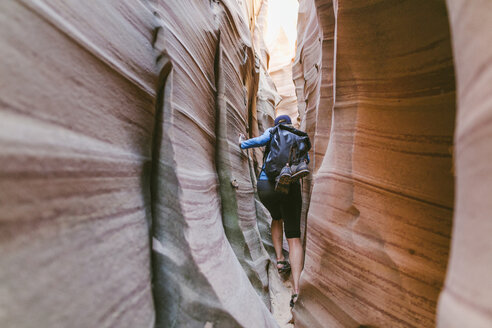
[238,133,246,148]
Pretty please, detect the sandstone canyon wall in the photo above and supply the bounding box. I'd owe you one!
[292,0,324,246]
[265,0,300,128]
[293,0,456,327]
[0,0,280,327]
[268,29,299,127]
[437,1,492,327]
[0,1,156,327]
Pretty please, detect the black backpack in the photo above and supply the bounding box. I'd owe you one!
[263,124,311,181]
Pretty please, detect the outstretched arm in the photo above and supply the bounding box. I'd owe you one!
[240,127,272,149]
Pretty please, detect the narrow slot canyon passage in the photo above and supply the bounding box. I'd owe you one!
[1,1,492,328]
[262,2,302,326]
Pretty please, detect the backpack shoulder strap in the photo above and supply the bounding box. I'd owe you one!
[278,124,308,137]
[263,126,278,163]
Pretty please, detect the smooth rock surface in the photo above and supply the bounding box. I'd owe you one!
[437,1,492,327]
[292,0,325,246]
[0,0,279,327]
[266,0,299,127]
[294,0,456,327]
[0,1,157,327]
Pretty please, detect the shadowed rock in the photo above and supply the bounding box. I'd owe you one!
[0,0,279,327]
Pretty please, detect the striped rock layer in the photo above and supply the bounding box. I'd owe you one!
[0,0,279,327]
[293,0,456,327]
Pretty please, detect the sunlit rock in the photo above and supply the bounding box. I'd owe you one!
[294,0,456,327]
[265,0,300,127]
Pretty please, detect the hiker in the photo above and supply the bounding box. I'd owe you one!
[239,114,311,308]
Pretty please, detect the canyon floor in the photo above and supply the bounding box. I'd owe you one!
[269,263,295,327]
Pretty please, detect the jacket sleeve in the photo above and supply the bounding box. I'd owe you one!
[240,128,272,149]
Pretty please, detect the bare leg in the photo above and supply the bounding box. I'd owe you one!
[287,237,303,296]
[271,219,285,264]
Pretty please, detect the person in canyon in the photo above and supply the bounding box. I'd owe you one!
[239,115,310,308]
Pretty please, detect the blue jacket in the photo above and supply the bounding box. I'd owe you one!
[240,128,273,180]
[240,126,309,181]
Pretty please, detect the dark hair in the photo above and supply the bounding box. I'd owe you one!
[274,115,292,126]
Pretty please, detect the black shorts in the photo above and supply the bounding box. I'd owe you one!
[257,179,301,239]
